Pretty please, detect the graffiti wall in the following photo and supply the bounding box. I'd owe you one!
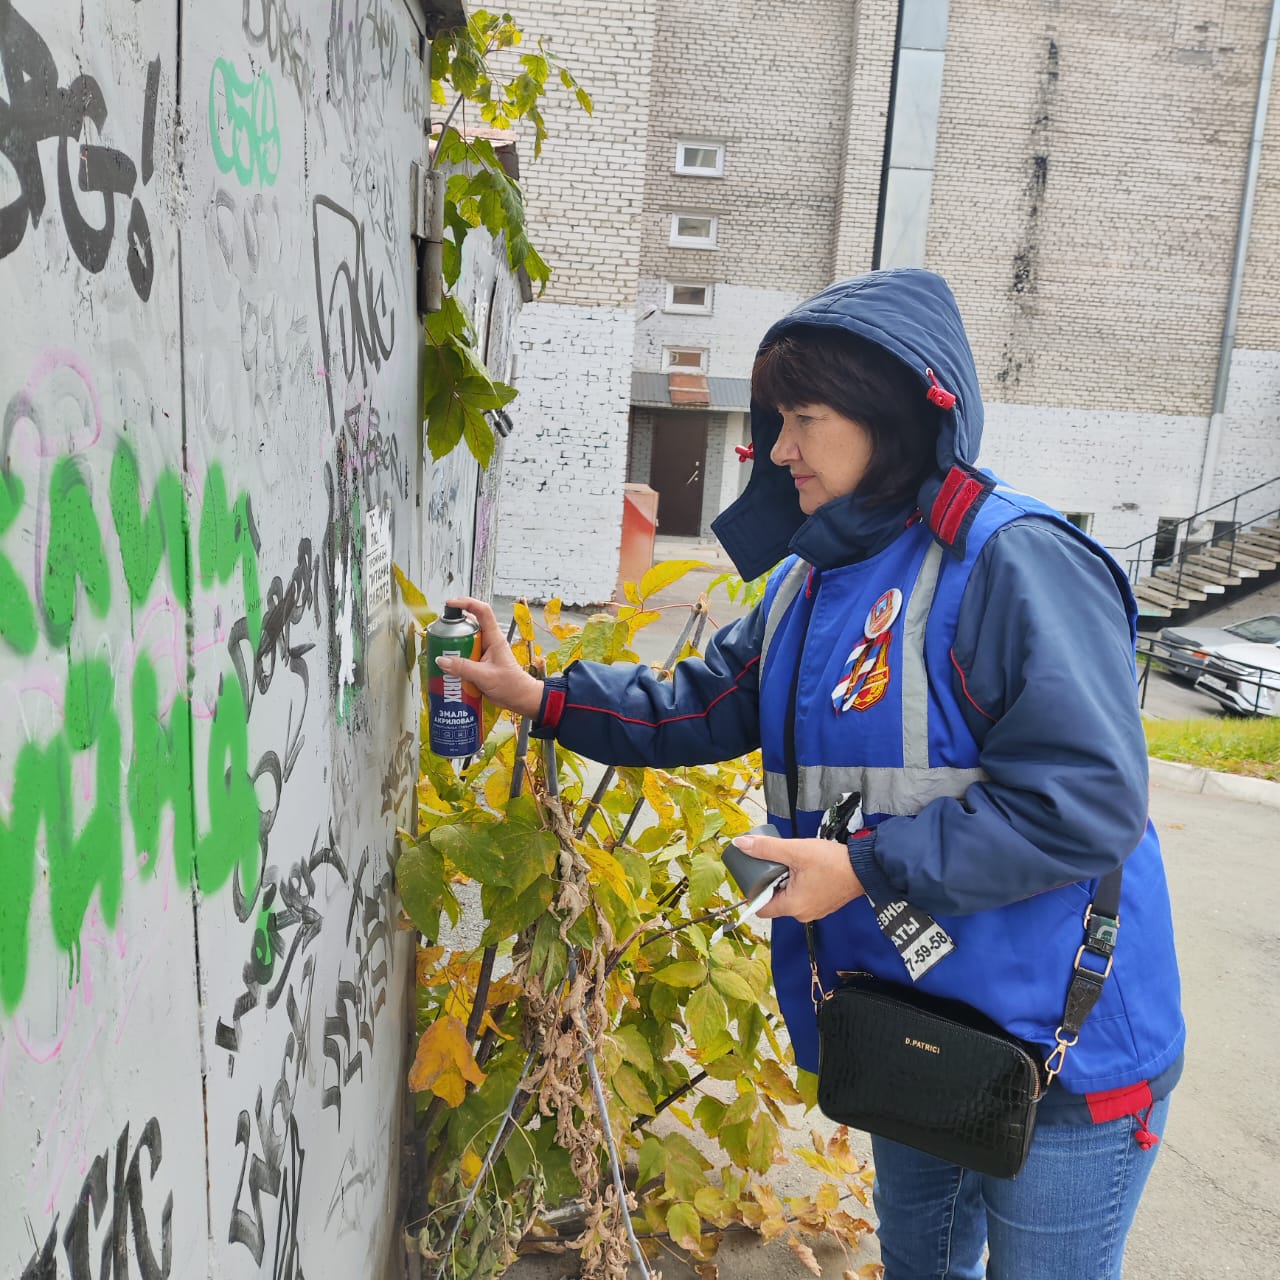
[0,1,442,1276]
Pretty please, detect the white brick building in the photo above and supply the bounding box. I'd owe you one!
[496,0,1280,604]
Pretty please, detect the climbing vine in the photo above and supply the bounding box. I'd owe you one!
[425,9,591,468]
[395,563,881,1279]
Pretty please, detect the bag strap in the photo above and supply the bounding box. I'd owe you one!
[783,570,1122,1085]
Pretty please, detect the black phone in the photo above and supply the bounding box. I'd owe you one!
[721,823,789,900]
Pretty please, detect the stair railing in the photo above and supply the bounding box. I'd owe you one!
[1106,474,1280,609]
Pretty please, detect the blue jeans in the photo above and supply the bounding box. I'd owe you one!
[870,1097,1171,1279]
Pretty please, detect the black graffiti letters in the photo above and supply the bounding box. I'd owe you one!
[22,1118,174,1280]
[243,0,313,105]
[313,196,396,435]
[0,3,159,299]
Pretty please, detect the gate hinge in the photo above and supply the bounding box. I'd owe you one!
[411,160,446,315]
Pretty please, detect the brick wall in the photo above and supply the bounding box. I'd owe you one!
[633,279,809,377]
[640,0,858,297]
[928,0,1279,415]
[495,303,636,603]
[832,0,899,275]
[502,0,655,307]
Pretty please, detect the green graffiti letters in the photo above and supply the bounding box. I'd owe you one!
[200,465,263,647]
[0,441,266,1014]
[43,456,113,647]
[196,675,261,902]
[111,444,191,609]
[128,656,196,889]
[0,472,38,654]
[208,58,282,187]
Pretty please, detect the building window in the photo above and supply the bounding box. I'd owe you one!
[669,213,718,248]
[664,282,712,314]
[1063,512,1093,535]
[662,347,708,372]
[674,140,725,177]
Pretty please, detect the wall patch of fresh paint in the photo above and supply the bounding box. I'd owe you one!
[497,302,636,603]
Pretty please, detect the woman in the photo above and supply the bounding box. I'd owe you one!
[439,269,1184,1279]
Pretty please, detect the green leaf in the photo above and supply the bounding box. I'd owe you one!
[637,1134,665,1188]
[666,1203,701,1253]
[480,875,556,944]
[710,966,756,1004]
[796,1067,819,1110]
[693,1094,726,1137]
[686,851,727,910]
[397,841,451,938]
[611,1023,655,1076]
[652,959,707,988]
[611,1063,655,1116]
[684,983,728,1049]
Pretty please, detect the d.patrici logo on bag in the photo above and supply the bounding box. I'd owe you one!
[905,1037,941,1055]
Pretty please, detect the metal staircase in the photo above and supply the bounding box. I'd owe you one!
[1108,476,1280,627]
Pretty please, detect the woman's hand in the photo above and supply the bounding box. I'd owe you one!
[735,831,865,923]
[434,597,545,720]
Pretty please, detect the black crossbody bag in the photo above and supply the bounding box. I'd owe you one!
[782,601,1120,1180]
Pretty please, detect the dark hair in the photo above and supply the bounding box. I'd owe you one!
[751,327,939,505]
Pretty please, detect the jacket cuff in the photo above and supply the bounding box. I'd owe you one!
[847,829,899,905]
[531,676,568,739]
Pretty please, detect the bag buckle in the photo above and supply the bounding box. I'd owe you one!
[810,957,828,1011]
[1044,1026,1079,1083]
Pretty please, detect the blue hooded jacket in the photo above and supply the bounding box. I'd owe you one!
[536,270,1184,1110]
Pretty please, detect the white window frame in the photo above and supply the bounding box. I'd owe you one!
[1063,512,1094,535]
[669,213,718,249]
[663,282,713,314]
[674,139,725,177]
[662,347,708,373]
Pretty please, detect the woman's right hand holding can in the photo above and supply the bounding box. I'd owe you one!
[435,598,545,721]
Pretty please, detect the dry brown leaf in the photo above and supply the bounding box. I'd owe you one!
[787,1235,823,1277]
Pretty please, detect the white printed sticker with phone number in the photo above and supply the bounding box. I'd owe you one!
[872,898,956,981]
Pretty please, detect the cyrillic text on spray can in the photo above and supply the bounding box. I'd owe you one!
[425,606,482,757]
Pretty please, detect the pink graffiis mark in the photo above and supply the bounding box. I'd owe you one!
[0,1035,10,1113]
[35,1010,106,1210]
[317,367,327,378]
[19,348,105,458]
[192,697,217,721]
[114,928,170,1047]
[76,753,94,804]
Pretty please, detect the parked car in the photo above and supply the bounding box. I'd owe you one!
[1155,614,1280,684]
[1195,644,1280,717]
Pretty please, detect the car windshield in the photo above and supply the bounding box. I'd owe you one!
[1226,615,1280,645]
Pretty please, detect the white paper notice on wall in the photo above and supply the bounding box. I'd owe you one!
[365,507,392,633]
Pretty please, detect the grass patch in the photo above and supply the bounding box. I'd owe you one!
[1143,716,1280,782]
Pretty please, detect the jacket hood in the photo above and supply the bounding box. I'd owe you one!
[711,269,984,579]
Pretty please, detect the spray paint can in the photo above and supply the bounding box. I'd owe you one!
[425,606,483,758]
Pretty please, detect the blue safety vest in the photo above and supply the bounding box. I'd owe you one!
[759,487,1185,1095]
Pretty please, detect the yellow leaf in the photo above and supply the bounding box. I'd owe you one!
[408,1015,486,1104]
[416,946,446,985]
[393,563,432,625]
[542,599,562,633]
[637,559,708,603]
[787,1236,823,1277]
[758,1211,788,1244]
[579,842,632,899]
[816,1182,840,1212]
[513,598,534,641]
[460,1148,483,1185]
[642,769,675,821]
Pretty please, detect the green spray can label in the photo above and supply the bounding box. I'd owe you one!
[425,606,482,757]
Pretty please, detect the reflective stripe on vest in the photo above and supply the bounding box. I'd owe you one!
[761,540,987,818]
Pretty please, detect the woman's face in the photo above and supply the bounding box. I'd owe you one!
[769,403,874,514]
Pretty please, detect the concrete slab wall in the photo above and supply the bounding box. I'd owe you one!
[0,2,491,1276]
